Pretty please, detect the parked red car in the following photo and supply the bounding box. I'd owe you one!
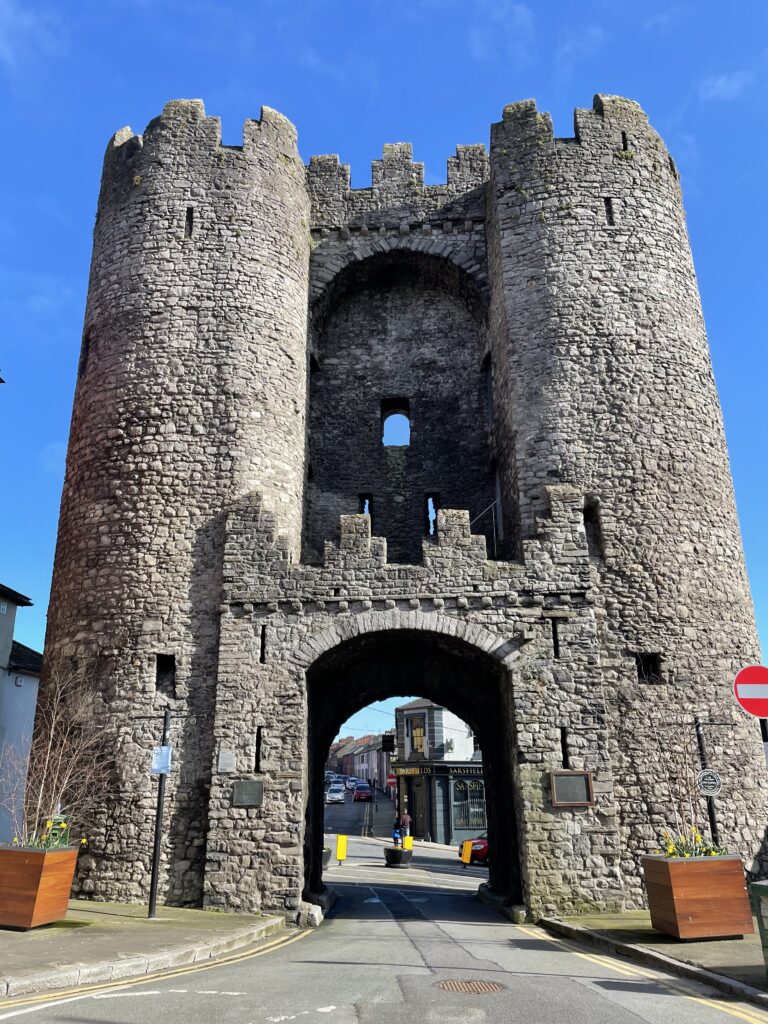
[353,783,373,802]
[457,833,489,864]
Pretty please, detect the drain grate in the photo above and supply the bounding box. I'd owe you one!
[436,980,505,995]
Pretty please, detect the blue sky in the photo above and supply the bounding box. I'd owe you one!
[1,1,766,737]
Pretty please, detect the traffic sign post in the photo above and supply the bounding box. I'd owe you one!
[733,665,768,717]
[694,715,720,848]
[148,708,172,919]
[386,774,397,788]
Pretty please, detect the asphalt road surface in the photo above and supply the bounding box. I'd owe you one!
[2,834,765,1024]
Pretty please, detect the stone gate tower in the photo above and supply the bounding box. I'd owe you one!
[47,95,768,919]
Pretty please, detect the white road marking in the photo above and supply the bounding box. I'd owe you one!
[92,992,162,1000]
[167,988,188,993]
[0,996,86,1021]
[363,897,381,903]
[317,1008,336,1014]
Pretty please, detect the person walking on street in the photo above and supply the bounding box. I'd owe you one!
[399,810,412,837]
[391,820,402,848]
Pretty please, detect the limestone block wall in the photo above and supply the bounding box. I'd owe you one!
[46,100,310,906]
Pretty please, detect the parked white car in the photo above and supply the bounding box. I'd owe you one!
[326,784,346,805]
[345,777,359,791]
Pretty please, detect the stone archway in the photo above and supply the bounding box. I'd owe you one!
[303,627,522,905]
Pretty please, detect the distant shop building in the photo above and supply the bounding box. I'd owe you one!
[392,698,485,846]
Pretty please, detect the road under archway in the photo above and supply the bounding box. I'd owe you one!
[304,628,522,907]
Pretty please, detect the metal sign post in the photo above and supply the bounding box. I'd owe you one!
[694,716,720,847]
[148,708,172,919]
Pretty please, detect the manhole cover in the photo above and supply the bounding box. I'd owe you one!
[436,980,505,995]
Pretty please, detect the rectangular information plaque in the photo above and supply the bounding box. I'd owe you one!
[232,779,264,808]
[549,770,595,808]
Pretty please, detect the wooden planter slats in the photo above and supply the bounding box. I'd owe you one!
[642,855,754,940]
[0,847,79,929]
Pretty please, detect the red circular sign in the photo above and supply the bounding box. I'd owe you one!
[733,665,768,718]
[386,774,397,787]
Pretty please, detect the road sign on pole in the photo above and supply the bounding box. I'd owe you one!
[386,774,397,787]
[148,708,171,920]
[734,666,768,718]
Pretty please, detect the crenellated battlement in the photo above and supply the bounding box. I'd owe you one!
[492,93,673,169]
[306,141,489,229]
[100,98,303,197]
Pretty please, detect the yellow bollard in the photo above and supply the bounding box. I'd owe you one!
[460,839,473,866]
[335,834,347,864]
[402,834,413,852]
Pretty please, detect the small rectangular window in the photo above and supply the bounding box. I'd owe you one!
[551,619,562,659]
[560,726,570,769]
[255,726,263,772]
[604,197,616,226]
[583,498,605,562]
[259,624,267,664]
[359,493,373,518]
[635,652,662,684]
[425,493,439,536]
[621,131,629,151]
[78,333,91,378]
[0,603,6,614]
[184,206,194,239]
[155,654,176,698]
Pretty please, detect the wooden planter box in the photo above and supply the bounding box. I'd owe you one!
[642,855,754,940]
[0,846,79,930]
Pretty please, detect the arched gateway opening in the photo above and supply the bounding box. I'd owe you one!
[304,628,522,904]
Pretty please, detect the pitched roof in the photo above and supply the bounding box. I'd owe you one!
[396,697,435,711]
[0,583,32,607]
[9,641,43,676]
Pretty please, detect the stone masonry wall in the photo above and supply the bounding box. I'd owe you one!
[205,488,625,919]
[487,95,768,900]
[45,94,767,920]
[46,99,310,906]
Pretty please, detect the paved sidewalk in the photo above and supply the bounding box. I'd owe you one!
[543,910,768,1008]
[0,900,284,998]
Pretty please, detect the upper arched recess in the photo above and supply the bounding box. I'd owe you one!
[310,248,489,341]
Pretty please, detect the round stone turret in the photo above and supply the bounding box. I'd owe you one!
[46,99,310,904]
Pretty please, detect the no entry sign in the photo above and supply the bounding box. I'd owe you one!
[733,666,768,718]
[386,774,397,787]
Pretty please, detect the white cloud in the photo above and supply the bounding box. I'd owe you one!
[469,1,535,65]
[699,70,754,101]
[643,7,687,32]
[0,0,64,72]
[557,25,606,64]
[298,48,348,84]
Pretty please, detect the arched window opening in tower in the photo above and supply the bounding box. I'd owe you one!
[383,412,410,445]
[381,400,411,446]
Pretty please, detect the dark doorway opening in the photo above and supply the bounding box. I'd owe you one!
[304,629,522,906]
